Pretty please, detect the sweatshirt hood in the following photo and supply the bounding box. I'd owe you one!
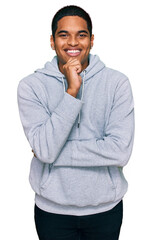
[35,54,105,127]
[35,54,105,82]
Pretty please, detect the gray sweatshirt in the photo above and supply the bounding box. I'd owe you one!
[17,54,134,216]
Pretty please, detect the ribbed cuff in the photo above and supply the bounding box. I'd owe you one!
[54,92,84,122]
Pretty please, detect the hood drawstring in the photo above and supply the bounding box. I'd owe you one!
[78,70,85,128]
[62,70,86,128]
[62,76,66,93]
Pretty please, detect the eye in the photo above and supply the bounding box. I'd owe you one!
[79,34,87,38]
[59,34,68,38]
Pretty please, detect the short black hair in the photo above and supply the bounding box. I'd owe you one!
[51,5,92,39]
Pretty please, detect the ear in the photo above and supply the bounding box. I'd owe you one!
[50,35,55,50]
[90,34,94,49]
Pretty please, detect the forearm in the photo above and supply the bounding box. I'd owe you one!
[18,80,84,164]
[53,130,134,168]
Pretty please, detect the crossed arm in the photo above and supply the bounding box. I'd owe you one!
[18,78,134,168]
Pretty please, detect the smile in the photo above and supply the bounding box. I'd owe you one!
[65,49,81,57]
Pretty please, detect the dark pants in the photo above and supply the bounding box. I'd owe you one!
[34,200,123,240]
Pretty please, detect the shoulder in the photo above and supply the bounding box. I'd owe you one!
[102,66,133,93]
[18,72,42,89]
[17,70,48,97]
[103,66,129,84]
[17,72,48,104]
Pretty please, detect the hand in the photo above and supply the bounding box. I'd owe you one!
[63,58,82,92]
[32,149,37,158]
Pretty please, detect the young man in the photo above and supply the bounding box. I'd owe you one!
[17,5,134,240]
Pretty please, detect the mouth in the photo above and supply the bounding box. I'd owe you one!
[64,49,81,57]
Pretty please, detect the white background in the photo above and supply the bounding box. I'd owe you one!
[0,0,152,239]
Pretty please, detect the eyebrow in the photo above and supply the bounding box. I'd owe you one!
[57,30,89,35]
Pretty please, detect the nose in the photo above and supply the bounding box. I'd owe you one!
[67,35,78,46]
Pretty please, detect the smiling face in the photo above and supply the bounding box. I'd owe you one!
[50,16,94,73]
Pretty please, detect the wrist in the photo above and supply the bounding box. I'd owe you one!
[66,88,79,98]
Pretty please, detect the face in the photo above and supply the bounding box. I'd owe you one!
[50,16,94,73]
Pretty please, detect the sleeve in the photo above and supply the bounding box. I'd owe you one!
[17,80,84,163]
[53,78,135,167]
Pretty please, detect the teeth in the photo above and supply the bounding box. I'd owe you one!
[67,50,80,53]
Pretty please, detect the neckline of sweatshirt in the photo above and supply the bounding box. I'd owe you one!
[35,54,105,83]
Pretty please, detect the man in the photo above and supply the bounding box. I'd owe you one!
[17,5,134,240]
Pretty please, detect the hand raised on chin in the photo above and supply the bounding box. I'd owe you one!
[63,58,82,97]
